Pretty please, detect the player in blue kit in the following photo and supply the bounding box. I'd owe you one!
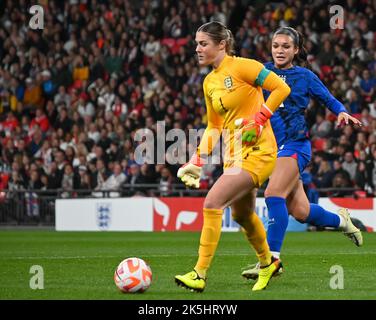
[242,27,363,280]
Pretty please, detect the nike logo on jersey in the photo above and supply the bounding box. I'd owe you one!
[277,145,284,155]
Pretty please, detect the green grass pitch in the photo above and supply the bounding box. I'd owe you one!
[0,230,375,300]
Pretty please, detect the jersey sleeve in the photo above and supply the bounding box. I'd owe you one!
[235,58,290,112]
[234,58,265,86]
[261,71,291,113]
[196,78,224,157]
[308,71,347,115]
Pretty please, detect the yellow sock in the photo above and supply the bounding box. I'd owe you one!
[241,212,272,267]
[194,208,223,278]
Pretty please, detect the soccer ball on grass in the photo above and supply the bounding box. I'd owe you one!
[114,257,152,293]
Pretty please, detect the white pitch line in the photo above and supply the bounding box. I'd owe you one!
[1,251,375,260]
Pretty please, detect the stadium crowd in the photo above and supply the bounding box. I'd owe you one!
[0,0,375,198]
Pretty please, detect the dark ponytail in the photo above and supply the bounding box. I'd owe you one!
[296,30,308,65]
[274,27,308,66]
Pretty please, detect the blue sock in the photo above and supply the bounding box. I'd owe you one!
[265,197,289,253]
[305,204,340,228]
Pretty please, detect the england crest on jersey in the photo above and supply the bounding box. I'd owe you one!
[224,76,233,90]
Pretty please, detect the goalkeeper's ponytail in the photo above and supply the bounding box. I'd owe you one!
[274,27,308,66]
[225,29,235,56]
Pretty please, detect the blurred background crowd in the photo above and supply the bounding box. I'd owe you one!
[0,0,375,198]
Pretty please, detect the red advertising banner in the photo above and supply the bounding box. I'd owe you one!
[153,197,376,232]
[153,198,205,231]
[319,198,375,232]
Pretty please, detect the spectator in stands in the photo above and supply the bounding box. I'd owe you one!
[27,170,43,190]
[107,141,122,163]
[127,164,145,186]
[45,161,62,190]
[29,126,44,156]
[332,159,351,180]
[342,125,357,148]
[23,78,42,111]
[342,151,358,181]
[53,86,71,109]
[7,170,26,191]
[30,108,50,133]
[355,158,372,192]
[92,158,111,191]
[41,70,55,100]
[144,34,161,60]
[360,69,375,101]
[158,166,175,196]
[77,169,93,197]
[1,112,19,137]
[61,163,80,198]
[331,172,353,197]
[54,107,73,133]
[360,106,374,129]
[98,162,126,197]
[310,113,332,138]
[108,96,127,122]
[87,123,100,145]
[345,89,362,114]
[313,158,335,188]
[317,40,335,66]
[104,47,124,76]
[53,149,66,174]
[77,94,95,119]
[72,55,89,82]
[40,173,49,191]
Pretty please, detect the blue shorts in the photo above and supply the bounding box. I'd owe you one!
[277,140,311,174]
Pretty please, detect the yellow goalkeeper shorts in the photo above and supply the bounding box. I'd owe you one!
[223,128,277,187]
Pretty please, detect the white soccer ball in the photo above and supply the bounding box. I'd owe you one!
[114,257,152,293]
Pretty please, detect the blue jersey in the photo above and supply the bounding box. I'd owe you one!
[263,62,347,146]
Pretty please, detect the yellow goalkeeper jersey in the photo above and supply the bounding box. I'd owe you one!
[197,55,290,186]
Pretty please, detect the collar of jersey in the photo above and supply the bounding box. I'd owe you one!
[213,54,231,73]
[270,63,297,73]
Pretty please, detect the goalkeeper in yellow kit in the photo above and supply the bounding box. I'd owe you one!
[174,21,291,292]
